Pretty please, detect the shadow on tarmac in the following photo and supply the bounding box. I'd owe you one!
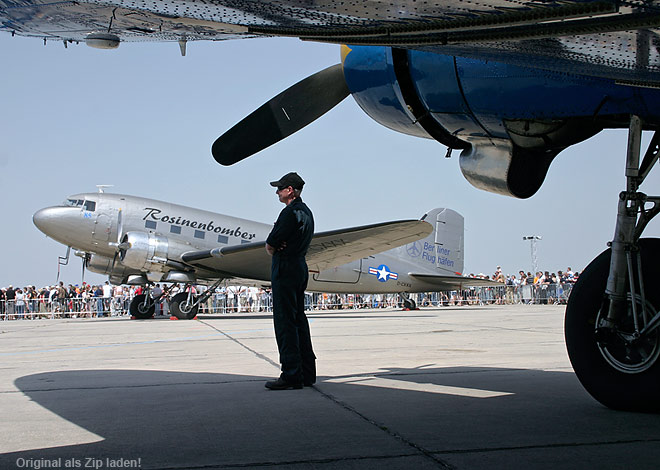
[4,366,660,468]
[198,312,436,321]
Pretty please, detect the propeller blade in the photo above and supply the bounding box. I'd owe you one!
[111,251,119,272]
[212,63,350,166]
[110,209,124,273]
[116,208,123,244]
[110,211,126,271]
[81,254,86,284]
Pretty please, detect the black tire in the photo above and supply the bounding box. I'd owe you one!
[565,238,660,412]
[402,299,414,310]
[169,292,198,320]
[130,294,154,319]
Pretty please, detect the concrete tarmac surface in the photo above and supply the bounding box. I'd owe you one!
[1,304,660,469]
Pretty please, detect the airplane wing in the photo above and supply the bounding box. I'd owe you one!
[181,219,432,281]
[408,273,504,291]
[2,1,659,84]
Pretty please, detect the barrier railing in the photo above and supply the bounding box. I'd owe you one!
[0,297,133,320]
[0,282,575,320]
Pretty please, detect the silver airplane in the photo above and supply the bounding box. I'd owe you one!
[33,191,497,320]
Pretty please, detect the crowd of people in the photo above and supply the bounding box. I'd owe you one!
[0,281,280,320]
[0,266,581,320]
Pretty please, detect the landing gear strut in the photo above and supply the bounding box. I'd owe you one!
[565,116,660,412]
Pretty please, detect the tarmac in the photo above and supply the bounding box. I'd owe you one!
[1,304,660,470]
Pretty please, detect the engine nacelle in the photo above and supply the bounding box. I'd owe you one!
[85,253,139,281]
[120,231,170,272]
[342,46,660,198]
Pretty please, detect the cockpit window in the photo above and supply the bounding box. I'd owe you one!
[63,199,95,211]
[65,199,84,207]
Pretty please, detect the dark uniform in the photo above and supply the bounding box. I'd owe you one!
[266,195,316,386]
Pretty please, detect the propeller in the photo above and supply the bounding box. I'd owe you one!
[212,63,350,166]
[110,209,127,272]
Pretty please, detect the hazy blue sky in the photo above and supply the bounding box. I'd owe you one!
[1,34,659,288]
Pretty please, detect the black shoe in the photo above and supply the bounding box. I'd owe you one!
[265,377,303,390]
[303,380,315,387]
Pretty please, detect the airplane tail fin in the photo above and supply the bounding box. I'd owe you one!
[396,208,464,275]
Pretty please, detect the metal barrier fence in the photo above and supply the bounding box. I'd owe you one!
[0,283,575,320]
[0,297,132,320]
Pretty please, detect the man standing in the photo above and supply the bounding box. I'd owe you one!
[5,285,15,320]
[265,172,316,390]
[102,281,113,315]
[151,283,163,316]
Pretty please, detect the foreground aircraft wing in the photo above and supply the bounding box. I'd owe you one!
[2,1,659,85]
[408,273,503,291]
[182,220,432,281]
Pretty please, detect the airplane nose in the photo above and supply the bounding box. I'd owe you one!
[33,206,78,240]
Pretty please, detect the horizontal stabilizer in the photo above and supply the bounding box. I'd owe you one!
[182,219,432,281]
[409,273,503,291]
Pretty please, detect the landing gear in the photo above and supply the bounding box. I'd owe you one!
[169,292,199,320]
[399,293,417,310]
[130,294,155,319]
[565,116,660,412]
[168,278,224,319]
[565,239,660,412]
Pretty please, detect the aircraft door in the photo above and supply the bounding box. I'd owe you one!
[92,212,112,242]
[313,259,361,284]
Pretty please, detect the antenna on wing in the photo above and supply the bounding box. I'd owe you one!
[96,185,114,193]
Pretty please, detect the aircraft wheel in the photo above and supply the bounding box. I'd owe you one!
[565,238,660,412]
[130,294,155,319]
[170,292,198,320]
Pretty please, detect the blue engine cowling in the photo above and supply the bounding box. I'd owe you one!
[341,45,660,198]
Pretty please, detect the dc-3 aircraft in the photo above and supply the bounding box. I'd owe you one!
[5,1,660,411]
[33,191,495,316]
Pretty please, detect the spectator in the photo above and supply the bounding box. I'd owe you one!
[15,288,26,319]
[5,285,15,319]
[151,283,163,316]
[102,281,113,313]
[94,285,104,317]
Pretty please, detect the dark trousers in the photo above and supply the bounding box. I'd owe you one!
[271,257,316,384]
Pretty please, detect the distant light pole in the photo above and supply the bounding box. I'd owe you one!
[522,236,542,274]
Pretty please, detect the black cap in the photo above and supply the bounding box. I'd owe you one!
[270,172,305,190]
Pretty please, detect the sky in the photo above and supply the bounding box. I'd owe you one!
[1,34,659,288]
